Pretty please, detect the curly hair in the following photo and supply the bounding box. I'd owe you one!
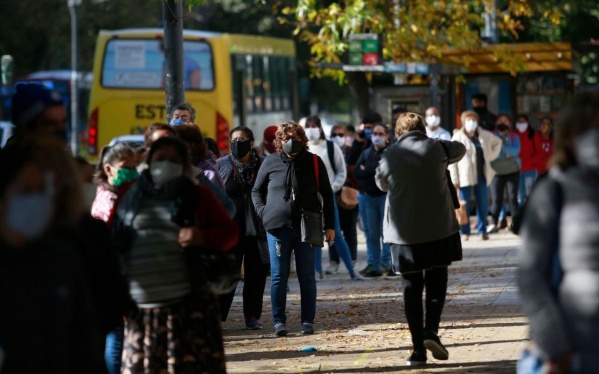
[395,112,426,137]
[274,121,309,154]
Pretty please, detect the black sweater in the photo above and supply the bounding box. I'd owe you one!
[354,145,387,197]
[252,150,335,231]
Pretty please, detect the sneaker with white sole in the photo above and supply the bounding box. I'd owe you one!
[300,323,314,335]
[274,323,288,337]
[325,262,339,275]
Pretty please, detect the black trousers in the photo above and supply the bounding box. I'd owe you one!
[218,236,269,322]
[402,266,448,351]
[329,205,358,263]
[490,172,520,225]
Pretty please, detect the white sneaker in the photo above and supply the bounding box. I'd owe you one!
[486,224,497,234]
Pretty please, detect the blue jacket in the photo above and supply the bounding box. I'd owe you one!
[494,131,521,168]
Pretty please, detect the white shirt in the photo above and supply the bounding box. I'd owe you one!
[307,139,347,192]
[426,126,452,140]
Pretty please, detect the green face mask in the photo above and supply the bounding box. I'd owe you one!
[112,167,139,187]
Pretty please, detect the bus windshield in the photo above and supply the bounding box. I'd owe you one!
[101,39,214,91]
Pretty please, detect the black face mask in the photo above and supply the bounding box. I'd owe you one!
[472,107,485,115]
[496,124,509,132]
[230,140,251,159]
[282,138,303,155]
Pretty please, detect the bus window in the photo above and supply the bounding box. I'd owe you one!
[101,39,215,91]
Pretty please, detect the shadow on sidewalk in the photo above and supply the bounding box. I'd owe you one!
[301,359,516,373]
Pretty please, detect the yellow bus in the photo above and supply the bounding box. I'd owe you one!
[87,28,298,158]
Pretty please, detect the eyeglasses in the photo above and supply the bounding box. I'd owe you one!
[331,133,345,138]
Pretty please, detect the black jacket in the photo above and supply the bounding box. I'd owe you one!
[354,145,387,197]
[252,150,335,231]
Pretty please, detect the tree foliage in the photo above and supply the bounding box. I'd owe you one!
[277,0,571,81]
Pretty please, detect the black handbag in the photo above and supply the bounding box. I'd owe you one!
[300,154,325,247]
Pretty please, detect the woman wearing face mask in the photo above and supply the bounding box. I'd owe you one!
[112,137,238,373]
[518,92,599,373]
[354,124,393,277]
[302,116,361,280]
[0,138,107,373]
[449,111,502,241]
[487,114,521,234]
[91,143,138,223]
[328,124,360,269]
[535,116,554,178]
[216,126,269,329]
[514,115,541,205]
[252,121,335,337]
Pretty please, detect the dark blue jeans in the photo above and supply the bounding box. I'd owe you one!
[358,193,391,272]
[267,227,316,325]
[105,322,124,374]
[459,174,489,235]
[315,198,355,274]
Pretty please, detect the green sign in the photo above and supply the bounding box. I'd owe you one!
[347,34,380,66]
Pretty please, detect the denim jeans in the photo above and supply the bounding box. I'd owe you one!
[315,198,354,274]
[267,227,316,325]
[358,193,391,272]
[105,323,124,374]
[459,174,489,235]
[519,169,537,205]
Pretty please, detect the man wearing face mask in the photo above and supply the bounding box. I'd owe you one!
[449,111,502,241]
[424,107,451,140]
[169,102,196,126]
[471,93,498,132]
[9,82,68,144]
[346,112,382,168]
[301,116,361,281]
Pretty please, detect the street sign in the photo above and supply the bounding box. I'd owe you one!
[348,33,380,66]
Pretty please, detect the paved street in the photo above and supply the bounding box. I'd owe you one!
[222,229,527,373]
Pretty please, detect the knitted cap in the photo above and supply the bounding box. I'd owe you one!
[11,83,64,127]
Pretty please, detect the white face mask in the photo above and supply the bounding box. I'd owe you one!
[82,183,97,211]
[150,160,183,185]
[305,127,321,142]
[332,135,346,148]
[371,135,387,147]
[516,122,529,132]
[5,192,53,240]
[425,115,441,128]
[464,119,478,132]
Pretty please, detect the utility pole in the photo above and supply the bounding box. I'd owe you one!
[162,0,185,122]
[68,0,82,154]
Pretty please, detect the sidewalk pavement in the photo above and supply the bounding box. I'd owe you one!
[222,229,528,373]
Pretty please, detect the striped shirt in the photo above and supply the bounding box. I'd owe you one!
[127,197,191,308]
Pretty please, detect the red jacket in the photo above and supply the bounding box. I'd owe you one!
[515,128,541,172]
[535,135,554,175]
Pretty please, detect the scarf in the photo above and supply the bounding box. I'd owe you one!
[229,149,260,193]
[282,154,299,202]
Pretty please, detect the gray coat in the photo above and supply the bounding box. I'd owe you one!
[518,168,599,371]
[375,130,466,245]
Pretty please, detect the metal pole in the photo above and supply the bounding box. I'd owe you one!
[68,0,80,154]
[162,0,185,121]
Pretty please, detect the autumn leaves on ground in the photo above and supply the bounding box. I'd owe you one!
[223,233,526,373]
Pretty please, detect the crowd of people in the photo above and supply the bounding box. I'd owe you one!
[3,80,595,374]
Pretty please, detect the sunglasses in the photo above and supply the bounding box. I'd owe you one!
[331,133,345,137]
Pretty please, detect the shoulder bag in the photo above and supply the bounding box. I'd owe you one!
[300,154,325,247]
[491,133,520,175]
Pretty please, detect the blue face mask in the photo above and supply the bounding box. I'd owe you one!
[170,118,186,126]
[5,192,53,240]
[364,128,373,141]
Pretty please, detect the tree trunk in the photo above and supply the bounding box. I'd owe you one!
[162,0,185,121]
[346,71,370,119]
